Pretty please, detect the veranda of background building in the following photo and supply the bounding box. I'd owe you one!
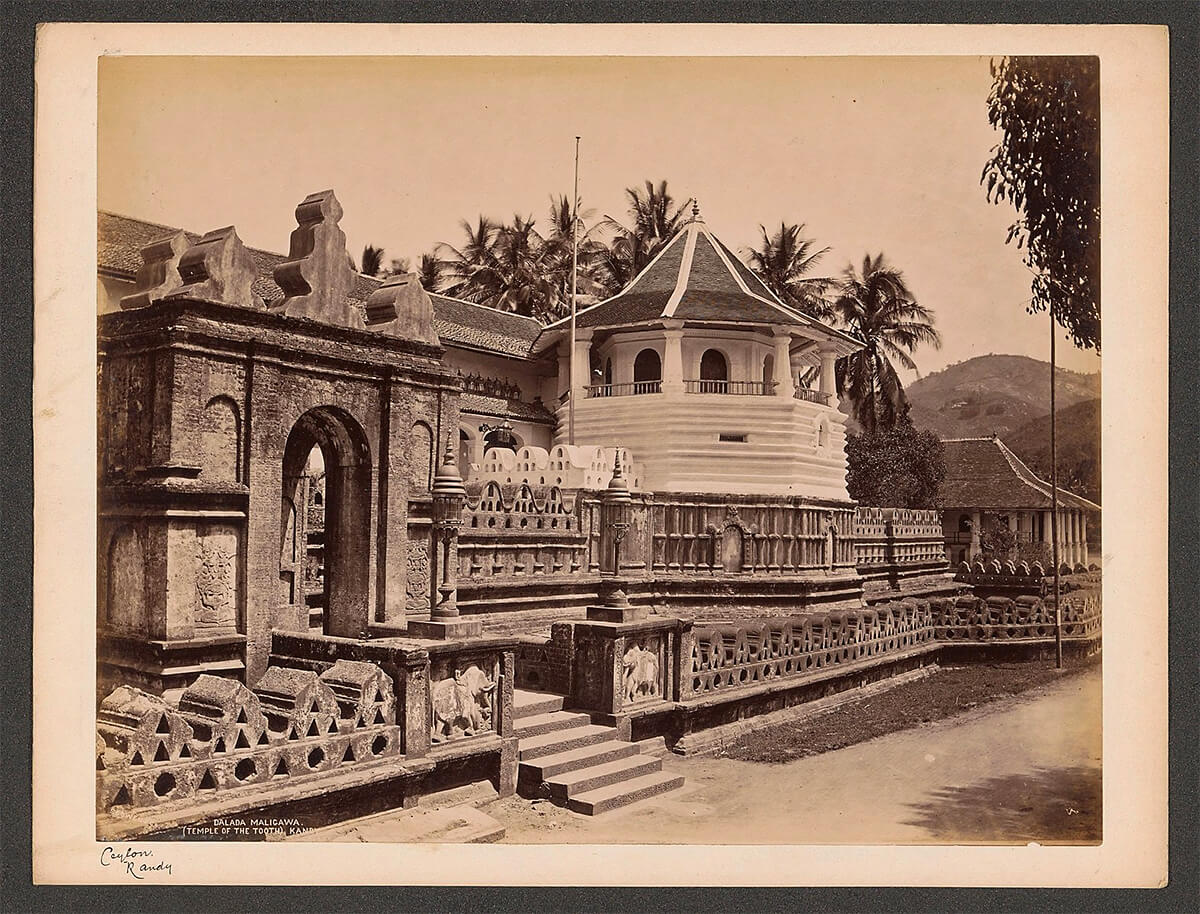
[939,436,1099,567]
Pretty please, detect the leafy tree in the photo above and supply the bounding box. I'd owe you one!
[981,56,1100,351]
[594,180,692,296]
[833,253,941,436]
[979,515,1018,562]
[360,244,385,277]
[845,409,946,509]
[745,221,835,320]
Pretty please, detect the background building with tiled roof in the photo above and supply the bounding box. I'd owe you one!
[940,436,1099,566]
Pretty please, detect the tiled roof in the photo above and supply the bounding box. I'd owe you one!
[98,211,541,359]
[940,437,1100,511]
[536,213,859,354]
[458,392,556,425]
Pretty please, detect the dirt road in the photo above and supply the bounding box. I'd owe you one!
[485,666,1102,845]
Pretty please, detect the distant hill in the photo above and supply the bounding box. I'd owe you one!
[1004,398,1101,504]
[904,354,1100,440]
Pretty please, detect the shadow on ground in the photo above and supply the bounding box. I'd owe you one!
[903,764,1101,844]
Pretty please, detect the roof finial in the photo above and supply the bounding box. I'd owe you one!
[691,198,701,221]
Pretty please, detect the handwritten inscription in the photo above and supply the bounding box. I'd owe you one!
[100,845,173,879]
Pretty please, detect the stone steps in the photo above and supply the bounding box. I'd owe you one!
[511,687,684,816]
[513,688,565,719]
[545,753,663,802]
[513,710,593,740]
[518,724,615,761]
[519,739,642,783]
[565,770,687,816]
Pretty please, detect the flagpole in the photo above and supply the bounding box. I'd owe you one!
[568,135,580,446]
[1050,304,1063,669]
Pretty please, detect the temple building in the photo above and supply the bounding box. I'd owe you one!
[939,436,1099,566]
[532,206,861,498]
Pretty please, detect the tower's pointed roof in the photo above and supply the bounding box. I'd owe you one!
[535,206,860,353]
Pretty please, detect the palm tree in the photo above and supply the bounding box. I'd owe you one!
[594,180,692,296]
[745,222,835,321]
[438,215,561,320]
[833,253,941,436]
[360,244,385,277]
[417,252,443,292]
[544,194,606,308]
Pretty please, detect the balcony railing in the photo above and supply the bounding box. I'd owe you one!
[793,387,831,405]
[684,379,773,395]
[586,380,663,398]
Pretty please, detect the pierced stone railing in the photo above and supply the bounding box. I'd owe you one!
[685,603,935,697]
[96,660,402,818]
[679,590,1101,699]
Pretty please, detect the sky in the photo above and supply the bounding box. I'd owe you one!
[98,55,1102,381]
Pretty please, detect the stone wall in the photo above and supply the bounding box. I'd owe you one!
[97,631,521,839]
[98,190,463,693]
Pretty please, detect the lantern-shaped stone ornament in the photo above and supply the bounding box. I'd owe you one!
[407,433,483,639]
[431,436,467,616]
[587,451,644,620]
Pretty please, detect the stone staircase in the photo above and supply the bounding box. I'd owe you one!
[513,688,684,815]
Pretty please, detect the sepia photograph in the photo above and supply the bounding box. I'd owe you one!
[27,20,1172,889]
[90,50,1106,847]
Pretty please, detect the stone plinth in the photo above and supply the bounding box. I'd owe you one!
[569,616,690,733]
[407,618,483,640]
[586,604,649,623]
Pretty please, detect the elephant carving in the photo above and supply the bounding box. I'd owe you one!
[622,644,660,705]
[430,664,496,741]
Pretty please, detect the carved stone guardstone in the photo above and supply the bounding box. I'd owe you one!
[365,272,440,347]
[169,226,263,309]
[270,189,363,328]
[119,230,189,310]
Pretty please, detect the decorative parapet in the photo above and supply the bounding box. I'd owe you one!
[649,497,857,575]
[677,590,1101,700]
[96,660,402,822]
[686,603,935,697]
[953,559,1100,596]
[172,226,263,309]
[270,190,363,329]
[854,506,946,567]
[472,444,645,493]
[929,590,1101,640]
[457,480,587,580]
[458,372,523,401]
[118,231,189,310]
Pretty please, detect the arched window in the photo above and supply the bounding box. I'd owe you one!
[604,358,613,386]
[762,354,775,391]
[699,349,728,393]
[633,349,662,394]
